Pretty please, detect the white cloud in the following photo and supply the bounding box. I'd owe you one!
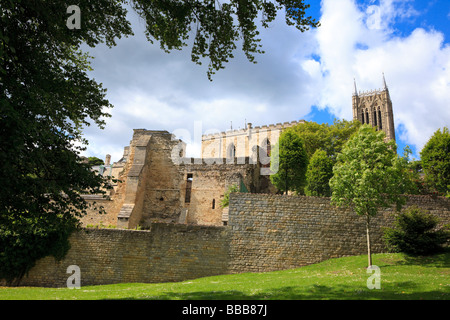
[366,0,420,31]
[82,0,449,161]
[305,0,450,155]
[82,9,319,160]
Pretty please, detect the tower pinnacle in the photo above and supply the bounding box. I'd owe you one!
[382,72,388,90]
[353,78,358,96]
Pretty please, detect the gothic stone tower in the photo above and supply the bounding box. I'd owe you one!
[352,74,395,142]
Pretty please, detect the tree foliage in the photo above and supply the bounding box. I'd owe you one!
[88,157,105,166]
[384,206,449,256]
[270,129,308,194]
[420,127,450,195]
[329,125,413,267]
[131,0,320,79]
[285,119,360,194]
[0,210,79,284]
[220,184,239,208]
[0,0,318,283]
[305,149,333,197]
[291,119,361,160]
[0,0,133,284]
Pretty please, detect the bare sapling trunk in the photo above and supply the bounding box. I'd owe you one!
[366,214,372,268]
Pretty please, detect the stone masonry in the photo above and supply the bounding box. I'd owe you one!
[16,224,229,287]
[12,193,449,287]
[228,193,450,273]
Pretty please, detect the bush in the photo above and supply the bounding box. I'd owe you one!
[384,206,449,256]
[220,184,239,208]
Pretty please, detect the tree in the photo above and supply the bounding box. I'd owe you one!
[305,149,333,197]
[327,119,362,160]
[287,119,360,195]
[292,119,361,160]
[384,206,449,256]
[1,0,132,284]
[420,127,450,195]
[0,0,318,283]
[88,157,105,166]
[329,125,412,267]
[270,129,308,194]
[291,121,329,159]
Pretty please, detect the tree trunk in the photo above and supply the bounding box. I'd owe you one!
[284,169,288,195]
[366,214,372,268]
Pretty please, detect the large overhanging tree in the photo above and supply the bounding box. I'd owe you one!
[0,0,135,284]
[0,1,319,283]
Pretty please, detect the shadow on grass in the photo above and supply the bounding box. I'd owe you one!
[389,248,450,269]
[375,249,450,269]
[111,282,449,300]
[401,250,450,268]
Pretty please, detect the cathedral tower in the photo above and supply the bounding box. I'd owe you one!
[352,74,395,142]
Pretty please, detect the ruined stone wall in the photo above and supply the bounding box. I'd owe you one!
[113,129,267,228]
[227,193,450,273]
[78,130,144,228]
[78,129,274,229]
[88,129,266,228]
[78,197,116,227]
[181,158,261,226]
[139,131,185,226]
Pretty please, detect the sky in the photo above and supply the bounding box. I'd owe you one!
[81,0,450,162]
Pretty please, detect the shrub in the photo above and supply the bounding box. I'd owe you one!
[384,206,449,256]
[220,184,239,208]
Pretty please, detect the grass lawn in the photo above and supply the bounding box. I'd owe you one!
[0,251,448,300]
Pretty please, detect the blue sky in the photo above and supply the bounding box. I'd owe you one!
[303,0,450,159]
[82,0,450,162]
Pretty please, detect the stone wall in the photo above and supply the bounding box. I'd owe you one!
[181,158,263,226]
[140,131,185,226]
[9,194,449,287]
[79,196,116,227]
[17,224,229,287]
[227,193,450,273]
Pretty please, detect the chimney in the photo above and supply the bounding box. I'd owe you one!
[105,154,111,166]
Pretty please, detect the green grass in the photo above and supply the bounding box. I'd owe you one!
[1,251,449,300]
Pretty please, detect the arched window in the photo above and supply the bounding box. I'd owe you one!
[263,139,271,157]
[185,173,193,204]
[378,109,383,130]
[365,109,369,125]
[361,110,365,124]
[373,108,377,127]
[227,143,235,159]
[261,138,271,168]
